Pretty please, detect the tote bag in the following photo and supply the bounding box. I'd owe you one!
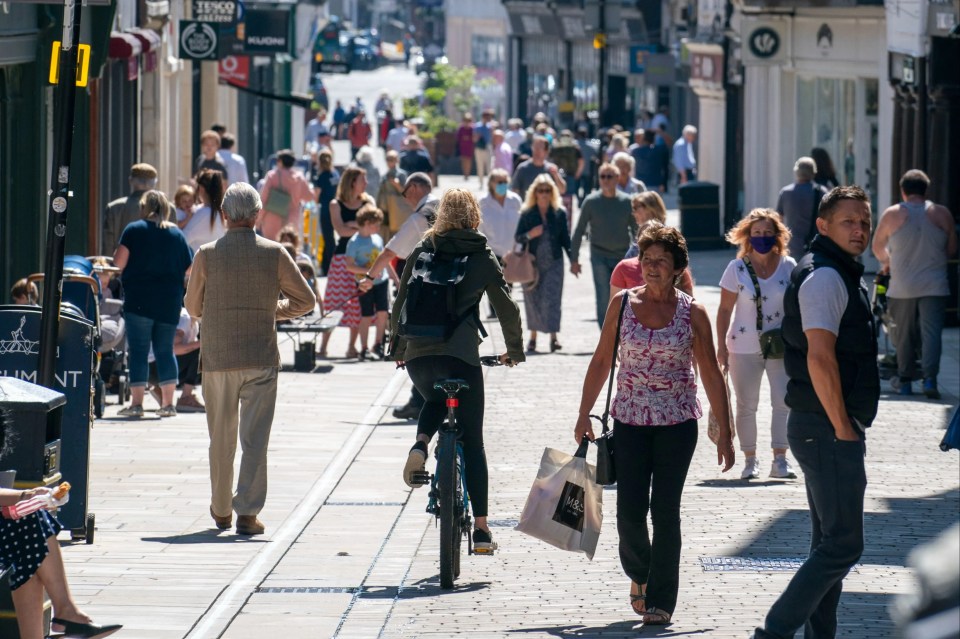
[502,244,537,287]
[515,439,603,559]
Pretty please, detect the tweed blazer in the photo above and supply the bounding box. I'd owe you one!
[184,227,316,372]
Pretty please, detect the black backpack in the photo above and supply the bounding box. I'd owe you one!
[396,250,487,343]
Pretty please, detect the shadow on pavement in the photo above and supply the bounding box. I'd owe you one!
[141,530,270,544]
[835,591,898,637]
[734,488,960,566]
[395,578,491,598]
[695,479,788,488]
[507,622,713,637]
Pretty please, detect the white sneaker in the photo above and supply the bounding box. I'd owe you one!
[769,455,797,479]
[740,456,760,480]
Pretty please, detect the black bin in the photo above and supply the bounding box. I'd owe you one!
[0,305,97,542]
[0,377,65,485]
[294,341,316,371]
[678,181,724,249]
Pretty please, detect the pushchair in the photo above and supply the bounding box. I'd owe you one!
[28,255,130,417]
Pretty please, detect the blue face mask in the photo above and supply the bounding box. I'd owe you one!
[749,236,777,254]
[495,183,509,196]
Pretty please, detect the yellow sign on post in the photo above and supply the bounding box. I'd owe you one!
[593,33,607,49]
[49,41,92,87]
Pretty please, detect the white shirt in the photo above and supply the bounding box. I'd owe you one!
[220,150,250,185]
[385,194,438,258]
[478,192,523,257]
[719,255,797,354]
[504,128,525,154]
[182,206,226,252]
[386,125,408,152]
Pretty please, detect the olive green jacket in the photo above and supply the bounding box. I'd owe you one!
[389,228,525,366]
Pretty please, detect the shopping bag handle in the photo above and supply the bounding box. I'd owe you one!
[575,437,590,459]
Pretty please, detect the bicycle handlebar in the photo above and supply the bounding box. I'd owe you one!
[480,355,511,367]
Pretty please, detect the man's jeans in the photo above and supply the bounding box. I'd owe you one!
[756,411,867,639]
[590,253,622,328]
[888,295,946,382]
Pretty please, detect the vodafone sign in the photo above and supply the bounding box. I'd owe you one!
[219,55,249,87]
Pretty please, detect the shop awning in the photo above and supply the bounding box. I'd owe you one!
[108,32,143,59]
[127,28,162,53]
[507,13,561,37]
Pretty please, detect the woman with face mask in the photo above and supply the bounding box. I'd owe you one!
[478,168,523,266]
[716,209,798,481]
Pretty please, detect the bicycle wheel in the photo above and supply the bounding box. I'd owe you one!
[453,451,463,579]
[438,430,459,589]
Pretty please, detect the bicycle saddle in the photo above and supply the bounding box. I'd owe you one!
[434,378,470,394]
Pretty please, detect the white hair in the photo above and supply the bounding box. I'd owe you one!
[355,146,374,164]
[612,151,635,169]
[222,182,261,223]
[682,125,698,136]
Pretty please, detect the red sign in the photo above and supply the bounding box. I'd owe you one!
[218,55,249,87]
[691,52,723,85]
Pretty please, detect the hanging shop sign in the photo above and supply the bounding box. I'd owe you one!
[219,55,250,86]
[242,8,290,54]
[179,21,220,60]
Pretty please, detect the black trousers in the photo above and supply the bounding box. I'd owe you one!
[614,418,698,615]
[757,411,867,639]
[147,349,201,387]
[406,356,488,517]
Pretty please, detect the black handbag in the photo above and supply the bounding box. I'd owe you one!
[743,257,785,360]
[591,294,628,486]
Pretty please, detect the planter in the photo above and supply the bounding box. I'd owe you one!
[435,130,457,158]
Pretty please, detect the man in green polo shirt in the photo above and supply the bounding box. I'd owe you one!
[570,162,638,327]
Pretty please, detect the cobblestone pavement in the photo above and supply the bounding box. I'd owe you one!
[63,176,959,638]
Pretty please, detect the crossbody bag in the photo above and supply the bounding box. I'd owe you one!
[743,257,785,360]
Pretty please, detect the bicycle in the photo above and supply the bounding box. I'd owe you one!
[410,355,508,589]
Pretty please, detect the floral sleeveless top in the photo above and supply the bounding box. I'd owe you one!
[610,290,703,426]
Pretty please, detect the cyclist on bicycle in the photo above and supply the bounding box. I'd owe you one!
[389,187,525,553]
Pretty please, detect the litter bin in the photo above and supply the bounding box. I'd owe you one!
[0,304,97,543]
[0,377,65,485]
[678,181,725,249]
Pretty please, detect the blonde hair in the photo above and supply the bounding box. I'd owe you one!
[318,149,334,172]
[425,188,481,244]
[522,174,561,211]
[631,191,667,224]
[725,208,792,258]
[140,190,175,228]
[336,166,367,203]
[174,184,195,210]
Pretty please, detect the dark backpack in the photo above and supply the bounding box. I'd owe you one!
[396,250,486,343]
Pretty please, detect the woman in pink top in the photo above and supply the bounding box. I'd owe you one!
[575,225,735,626]
[258,150,315,242]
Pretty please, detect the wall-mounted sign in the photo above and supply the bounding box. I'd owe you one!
[629,44,658,74]
[691,51,723,85]
[179,21,219,60]
[749,27,780,59]
[219,54,249,87]
[194,0,237,23]
[643,53,676,86]
[242,8,290,54]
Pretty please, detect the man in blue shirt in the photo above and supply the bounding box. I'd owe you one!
[473,109,495,187]
[672,125,698,185]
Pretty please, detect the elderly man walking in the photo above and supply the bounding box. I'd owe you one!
[776,157,829,258]
[185,182,316,535]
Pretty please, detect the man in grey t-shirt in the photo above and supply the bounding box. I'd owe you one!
[510,136,566,200]
[776,157,828,258]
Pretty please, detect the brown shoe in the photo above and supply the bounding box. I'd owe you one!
[236,515,265,535]
[176,393,206,413]
[210,505,232,530]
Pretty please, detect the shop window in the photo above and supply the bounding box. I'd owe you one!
[471,35,504,70]
[796,76,855,185]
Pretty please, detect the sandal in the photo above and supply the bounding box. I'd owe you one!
[641,607,672,625]
[526,339,537,354]
[629,582,646,616]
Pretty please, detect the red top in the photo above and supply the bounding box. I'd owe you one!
[611,258,695,294]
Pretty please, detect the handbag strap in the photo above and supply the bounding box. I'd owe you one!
[589,294,628,435]
[742,257,764,332]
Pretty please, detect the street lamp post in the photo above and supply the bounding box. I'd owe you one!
[38,0,83,389]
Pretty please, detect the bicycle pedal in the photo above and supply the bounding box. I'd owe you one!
[410,471,431,485]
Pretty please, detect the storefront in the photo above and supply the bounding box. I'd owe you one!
[740,8,892,214]
[0,4,48,293]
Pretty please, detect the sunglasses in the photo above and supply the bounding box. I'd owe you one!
[599,174,617,179]
[535,188,553,194]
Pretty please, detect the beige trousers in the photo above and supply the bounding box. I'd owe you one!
[203,367,278,517]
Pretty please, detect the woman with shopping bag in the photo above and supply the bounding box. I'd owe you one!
[574,224,736,626]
